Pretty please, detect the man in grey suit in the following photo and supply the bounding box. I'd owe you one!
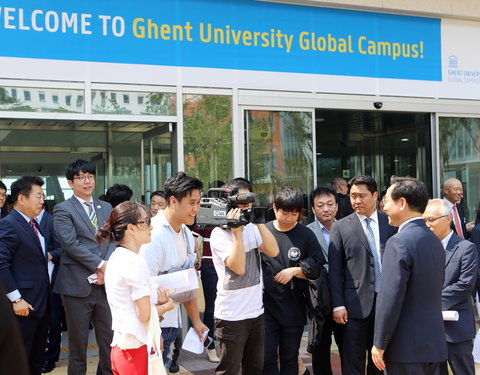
[53,160,116,375]
[373,177,447,375]
[307,185,343,375]
[423,199,477,375]
[329,175,397,375]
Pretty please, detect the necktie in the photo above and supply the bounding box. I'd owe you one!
[452,205,464,238]
[30,219,42,250]
[84,202,98,229]
[365,217,381,293]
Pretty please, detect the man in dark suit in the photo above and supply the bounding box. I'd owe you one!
[0,176,50,375]
[53,160,116,375]
[0,180,7,218]
[37,208,64,373]
[372,177,447,375]
[329,175,397,375]
[307,185,343,375]
[423,199,477,375]
[332,177,354,220]
[443,178,468,239]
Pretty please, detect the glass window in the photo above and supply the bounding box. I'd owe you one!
[0,86,84,113]
[315,110,432,194]
[183,94,233,187]
[245,110,313,207]
[76,95,84,108]
[439,117,480,222]
[92,90,176,116]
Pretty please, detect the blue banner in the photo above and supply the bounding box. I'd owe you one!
[0,0,441,81]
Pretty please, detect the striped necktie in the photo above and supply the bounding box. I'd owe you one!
[365,217,382,293]
[84,202,98,229]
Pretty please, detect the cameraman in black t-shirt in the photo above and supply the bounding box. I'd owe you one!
[262,186,326,375]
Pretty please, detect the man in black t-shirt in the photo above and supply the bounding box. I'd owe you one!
[262,186,325,375]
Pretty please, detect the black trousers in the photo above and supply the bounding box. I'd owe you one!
[263,312,304,375]
[44,291,64,363]
[201,261,218,350]
[386,362,441,375]
[215,314,265,375]
[309,313,344,375]
[341,312,382,375]
[17,313,49,375]
[440,340,474,375]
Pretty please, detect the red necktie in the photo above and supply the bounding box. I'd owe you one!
[29,219,42,247]
[452,205,464,238]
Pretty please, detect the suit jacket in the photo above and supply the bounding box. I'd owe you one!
[38,211,62,285]
[469,223,480,296]
[442,233,477,343]
[449,200,468,239]
[374,219,447,363]
[53,197,115,297]
[329,211,397,319]
[335,193,354,220]
[0,209,50,318]
[307,220,329,268]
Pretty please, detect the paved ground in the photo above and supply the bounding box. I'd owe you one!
[49,331,341,374]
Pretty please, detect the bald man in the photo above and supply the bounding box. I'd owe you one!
[423,199,477,375]
[443,178,468,239]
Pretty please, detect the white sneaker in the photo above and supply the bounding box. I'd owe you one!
[206,348,220,363]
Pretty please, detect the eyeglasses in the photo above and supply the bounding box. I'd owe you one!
[73,174,95,182]
[135,217,151,226]
[424,215,448,223]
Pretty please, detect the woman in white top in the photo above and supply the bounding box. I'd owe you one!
[96,201,174,375]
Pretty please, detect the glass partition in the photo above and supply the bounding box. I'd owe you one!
[92,90,176,115]
[0,86,84,113]
[245,110,313,207]
[439,117,480,221]
[183,94,233,187]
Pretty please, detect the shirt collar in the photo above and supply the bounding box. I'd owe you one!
[441,230,454,250]
[36,209,45,223]
[15,208,34,222]
[74,194,93,205]
[153,209,184,233]
[356,210,378,224]
[398,216,423,232]
[443,198,455,208]
[316,217,334,232]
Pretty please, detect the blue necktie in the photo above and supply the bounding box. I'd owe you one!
[365,217,381,293]
[84,202,98,229]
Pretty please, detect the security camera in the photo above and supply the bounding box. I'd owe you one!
[373,102,383,109]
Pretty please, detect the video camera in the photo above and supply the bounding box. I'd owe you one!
[196,188,268,229]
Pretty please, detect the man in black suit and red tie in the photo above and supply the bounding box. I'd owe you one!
[372,177,447,375]
[0,176,50,375]
[443,178,468,239]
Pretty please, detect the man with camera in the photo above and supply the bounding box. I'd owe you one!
[210,178,279,375]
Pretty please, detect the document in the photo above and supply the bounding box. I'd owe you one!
[442,310,459,321]
[150,268,199,297]
[181,327,209,354]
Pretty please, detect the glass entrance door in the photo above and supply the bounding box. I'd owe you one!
[142,123,174,205]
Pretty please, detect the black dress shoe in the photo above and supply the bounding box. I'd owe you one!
[169,360,180,373]
[41,361,56,373]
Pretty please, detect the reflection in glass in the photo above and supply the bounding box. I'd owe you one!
[315,110,431,195]
[183,94,233,187]
[439,117,480,221]
[0,86,84,113]
[92,90,176,116]
[246,110,313,207]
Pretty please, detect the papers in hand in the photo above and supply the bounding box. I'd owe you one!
[442,310,459,321]
[182,327,209,354]
[151,268,199,298]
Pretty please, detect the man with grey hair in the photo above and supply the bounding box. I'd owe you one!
[423,199,477,375]
[443,178,467,238]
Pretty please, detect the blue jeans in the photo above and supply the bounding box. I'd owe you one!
[161,327,178,369]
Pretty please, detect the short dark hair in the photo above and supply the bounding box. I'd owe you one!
[96,201,146,243]
[150,190,166,200]
[310,185,338,206]
[11,176,44,203]
[223,177,253,195]
[105,184,133,208]
[65,159,95,181]
[390,177,428,213]
[0,180,6,191]
[349,175,377,195]
[274,186,303,212]
[164,172,203,204]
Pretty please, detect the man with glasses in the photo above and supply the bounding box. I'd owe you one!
[423,199,477,375]
[53,159,116,375]
[0,180,8,218]
[0,176,49,375]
